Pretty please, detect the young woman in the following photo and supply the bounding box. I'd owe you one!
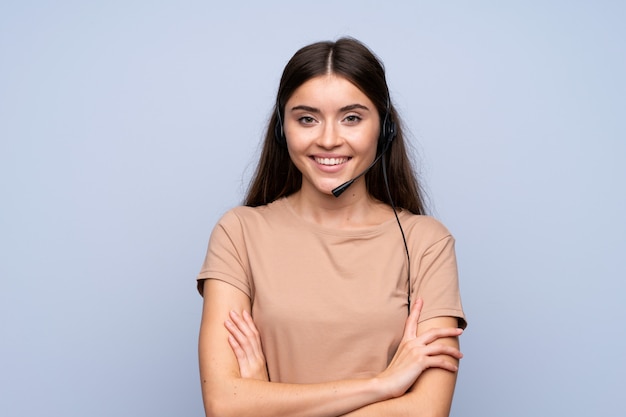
[197,37,466,417]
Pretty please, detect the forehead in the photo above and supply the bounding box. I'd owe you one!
[286,74,375,110]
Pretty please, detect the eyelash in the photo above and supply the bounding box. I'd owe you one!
[298,116,316,124]
[297,115,362,125]
[344,114,361,123]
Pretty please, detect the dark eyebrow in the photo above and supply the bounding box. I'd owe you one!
[339,104,370,112]
[290,105,320,113]
[289,104,371,113]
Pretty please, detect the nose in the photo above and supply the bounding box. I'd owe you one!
[317,121,341,149]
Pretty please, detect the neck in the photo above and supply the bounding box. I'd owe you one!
[288,182,390,229]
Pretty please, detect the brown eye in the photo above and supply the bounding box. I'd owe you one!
[344,115,362,123]
[298,116,316,125]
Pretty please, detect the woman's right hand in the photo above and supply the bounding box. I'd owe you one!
[375,298,463,399]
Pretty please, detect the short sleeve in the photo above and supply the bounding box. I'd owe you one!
[412,233,467,329]
[196,210,252,298]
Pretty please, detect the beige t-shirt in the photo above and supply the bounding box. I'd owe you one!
[197,197,465,384]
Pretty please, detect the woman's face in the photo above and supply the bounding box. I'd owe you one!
[283,74,380,198]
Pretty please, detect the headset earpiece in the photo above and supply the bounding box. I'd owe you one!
[274,105,286,147]
[379,100,397,147]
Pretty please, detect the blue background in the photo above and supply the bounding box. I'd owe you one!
[1,1,624,416]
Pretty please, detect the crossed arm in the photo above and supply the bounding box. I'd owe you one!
[199,279,463,417]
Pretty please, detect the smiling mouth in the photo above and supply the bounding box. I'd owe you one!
[314,157,350,166]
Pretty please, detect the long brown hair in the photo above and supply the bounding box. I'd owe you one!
[244,37,426,215]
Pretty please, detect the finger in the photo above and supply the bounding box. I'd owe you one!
[224,317,258,356]
[229,310,254,336]
[232,311,262,343]
[401,298,423,342]
[410,297,424,318]
[239,310,264,357]
[228,334,260,379]
[226,312,266,365]
[226,322,262,373]
[242,310,258,335]
[242,310,263,346]
[416,327,463,345]
[420,343,464,360]
[224,319,248,347]
[227,334,246,362]
[229,312,260,346]
[422,356,460,373]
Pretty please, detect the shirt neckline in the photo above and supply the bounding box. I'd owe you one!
[275,196,410,238]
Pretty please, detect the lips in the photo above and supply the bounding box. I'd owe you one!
[314,157,349,166]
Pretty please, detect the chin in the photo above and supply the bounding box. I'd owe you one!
[306,181,343,197]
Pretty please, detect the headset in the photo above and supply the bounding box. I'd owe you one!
[379,100,397,149]
[274,104,286,147]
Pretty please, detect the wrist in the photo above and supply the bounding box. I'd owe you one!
[368,376,395,402]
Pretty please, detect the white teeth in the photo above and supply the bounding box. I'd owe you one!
[315,157,347,166]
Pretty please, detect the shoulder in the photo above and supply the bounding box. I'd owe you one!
[215,199,291,231]
[218,205,256,224]
[398,213,456,257]
[402,213,453,241]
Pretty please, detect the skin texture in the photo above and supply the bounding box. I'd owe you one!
[198,74,464,417]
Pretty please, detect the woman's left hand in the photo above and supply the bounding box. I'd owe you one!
[224,310,269,381]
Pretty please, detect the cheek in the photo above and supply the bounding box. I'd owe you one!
[350,127,380,155]
[285,143,310,171]
[284,127,318,156]
[285,138,307,159]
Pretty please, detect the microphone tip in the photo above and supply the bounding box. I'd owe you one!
[332,180,353,198]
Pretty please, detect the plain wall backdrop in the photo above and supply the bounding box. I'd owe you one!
[1,1,624,416]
